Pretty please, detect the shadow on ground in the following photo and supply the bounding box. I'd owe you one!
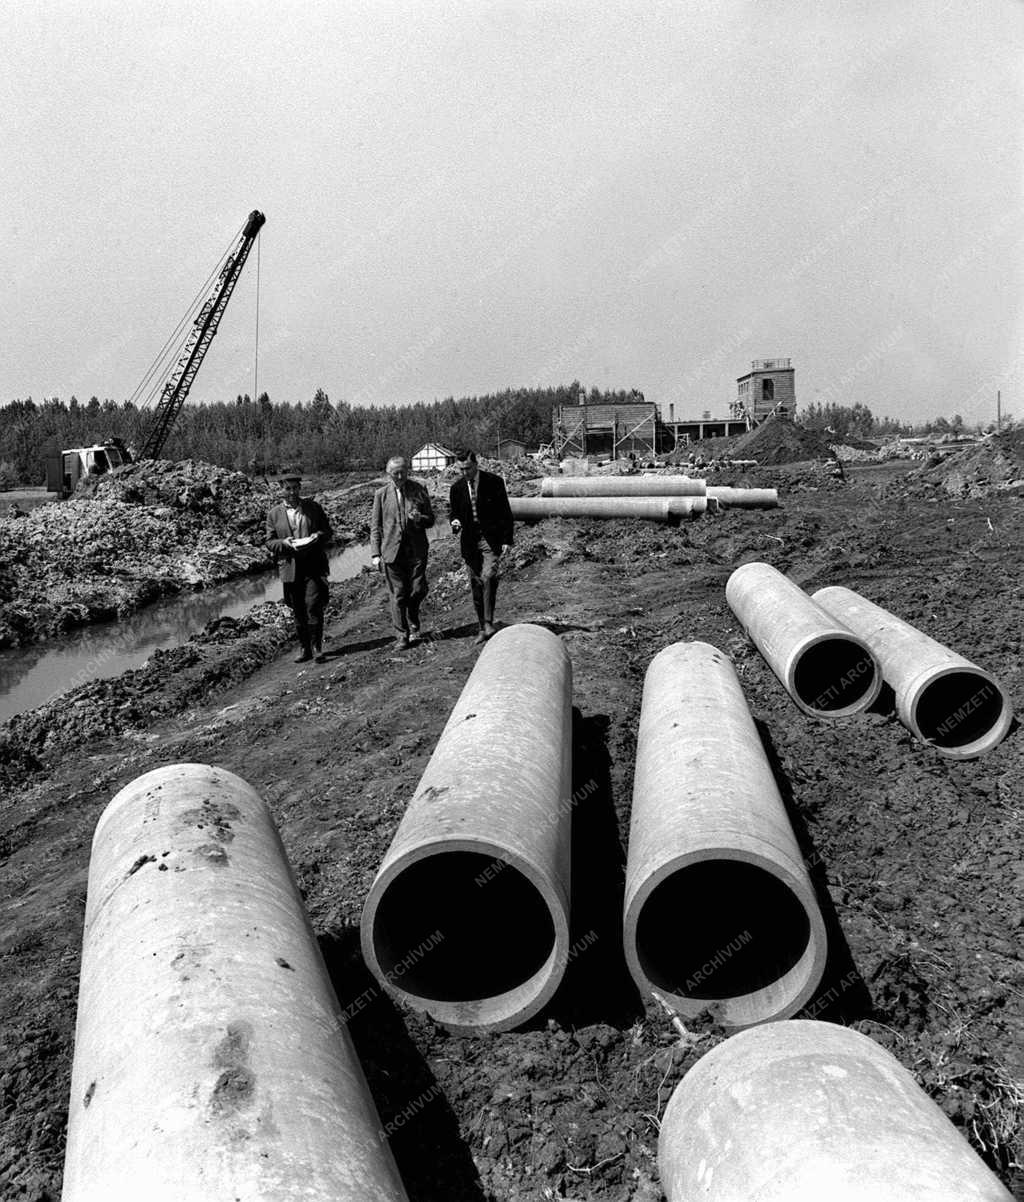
[539,709,644,1030]
[756,719,873,1023]
[319,927,485,1202]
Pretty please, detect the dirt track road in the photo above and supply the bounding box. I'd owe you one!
[2,466,1022,1200]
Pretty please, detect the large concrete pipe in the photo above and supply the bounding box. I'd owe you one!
[63,763,408,1202]
[726,562,882,717]
[812,585,1013,758]
[540,475,706,497]
[624,642,827,1029]
[361,623,572,1032]
[510,495,707,523]
[658,1019,1013,1201]
[707,485,779,508]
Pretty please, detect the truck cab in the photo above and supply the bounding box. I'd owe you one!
[46,443,131,498]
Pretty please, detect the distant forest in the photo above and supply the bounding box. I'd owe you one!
[0,382,614,486]
[0,385,1005,488]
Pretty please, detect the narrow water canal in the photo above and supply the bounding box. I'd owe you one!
[0,540,380,724]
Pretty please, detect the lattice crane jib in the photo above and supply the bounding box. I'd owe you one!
[138,210,265,460]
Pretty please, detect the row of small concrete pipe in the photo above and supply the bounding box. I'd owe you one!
[63,625,1010,1198]
[727,561,1013,759]
[509,474,779,522]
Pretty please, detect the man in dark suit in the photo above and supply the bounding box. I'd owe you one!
[265,467,333,663]
[370,455,435,649]
[448,448,514,644]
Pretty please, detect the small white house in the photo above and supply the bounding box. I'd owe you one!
[411,443,457,472]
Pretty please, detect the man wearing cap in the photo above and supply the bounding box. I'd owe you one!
[265,468,333,663]
[371,455,435,649]
[448,449,514,644]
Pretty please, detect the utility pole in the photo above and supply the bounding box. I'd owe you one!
[997,390,1002,433]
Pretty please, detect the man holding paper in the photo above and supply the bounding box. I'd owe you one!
[265,467,333,663]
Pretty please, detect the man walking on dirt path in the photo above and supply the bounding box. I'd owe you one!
[448,448,514,645]
[265,467,333,664]
[370,455,435,649]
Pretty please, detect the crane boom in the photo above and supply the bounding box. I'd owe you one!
[137,209,265,460]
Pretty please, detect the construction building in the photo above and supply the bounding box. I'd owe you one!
[660,358,797,447]
[552,361,796,457]
[659,404,750,445]
[734,358,796,423]
[551,392,662,459]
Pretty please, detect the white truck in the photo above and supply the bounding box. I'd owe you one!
[46,443,131,498]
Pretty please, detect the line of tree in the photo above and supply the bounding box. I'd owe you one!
[0,382,632,486]
[0,388,1011,488]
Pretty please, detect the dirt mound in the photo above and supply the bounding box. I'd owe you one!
[82,457,274,531]
[667,419,834,468]
[730,418,833,465]
[0,459,282,648]
[911,429,1024,498]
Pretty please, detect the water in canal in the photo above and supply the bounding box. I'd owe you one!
[0,540,378,724]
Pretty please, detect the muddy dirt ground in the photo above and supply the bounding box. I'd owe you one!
[1,462,1022,1200]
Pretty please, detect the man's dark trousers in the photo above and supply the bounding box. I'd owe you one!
[384,539,428,638]
[464,535,500,625]
[284,573,329,654]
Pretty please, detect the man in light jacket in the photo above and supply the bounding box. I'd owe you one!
[370,455,435,649]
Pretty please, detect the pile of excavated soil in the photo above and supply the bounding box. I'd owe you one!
[0,498,272,649]
[1,479,1022,1199]
[668,419,833,467]
[729,418,834,465]
[910,429,1024,498]
[0,461,379,650]
[80,458,275,531]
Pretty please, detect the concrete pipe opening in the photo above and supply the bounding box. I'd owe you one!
[369,850,556,1004]
[630,856,820,1027]
[791,635,879,715]
[911,668,1010,754]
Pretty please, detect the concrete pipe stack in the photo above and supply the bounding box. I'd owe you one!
[536,471,774,509]
[510,495,707,523]
[624,641,828,1028]
[540,476,707,498]
[361,623,573,1033]
[63,763,409,1202]
[658,1020,1013,1201]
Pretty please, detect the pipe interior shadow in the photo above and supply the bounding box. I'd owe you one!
[753,719,872,1023]
[539,709,644,1029]
[867,680,896,716]
[371,852,555,1002]
[318,927,486,1202]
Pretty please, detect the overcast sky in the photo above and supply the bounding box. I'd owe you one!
[2,0,1021,426]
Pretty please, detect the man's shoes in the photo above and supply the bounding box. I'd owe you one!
[474,630,488,645]
[483,621,497,638]
[294,648,313,663]
[394,636,410,650]
[314,650,328,663]
[408,623,421,643]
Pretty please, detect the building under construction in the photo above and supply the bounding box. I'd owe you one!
[551,393,663,460]
[551,361,796,458]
